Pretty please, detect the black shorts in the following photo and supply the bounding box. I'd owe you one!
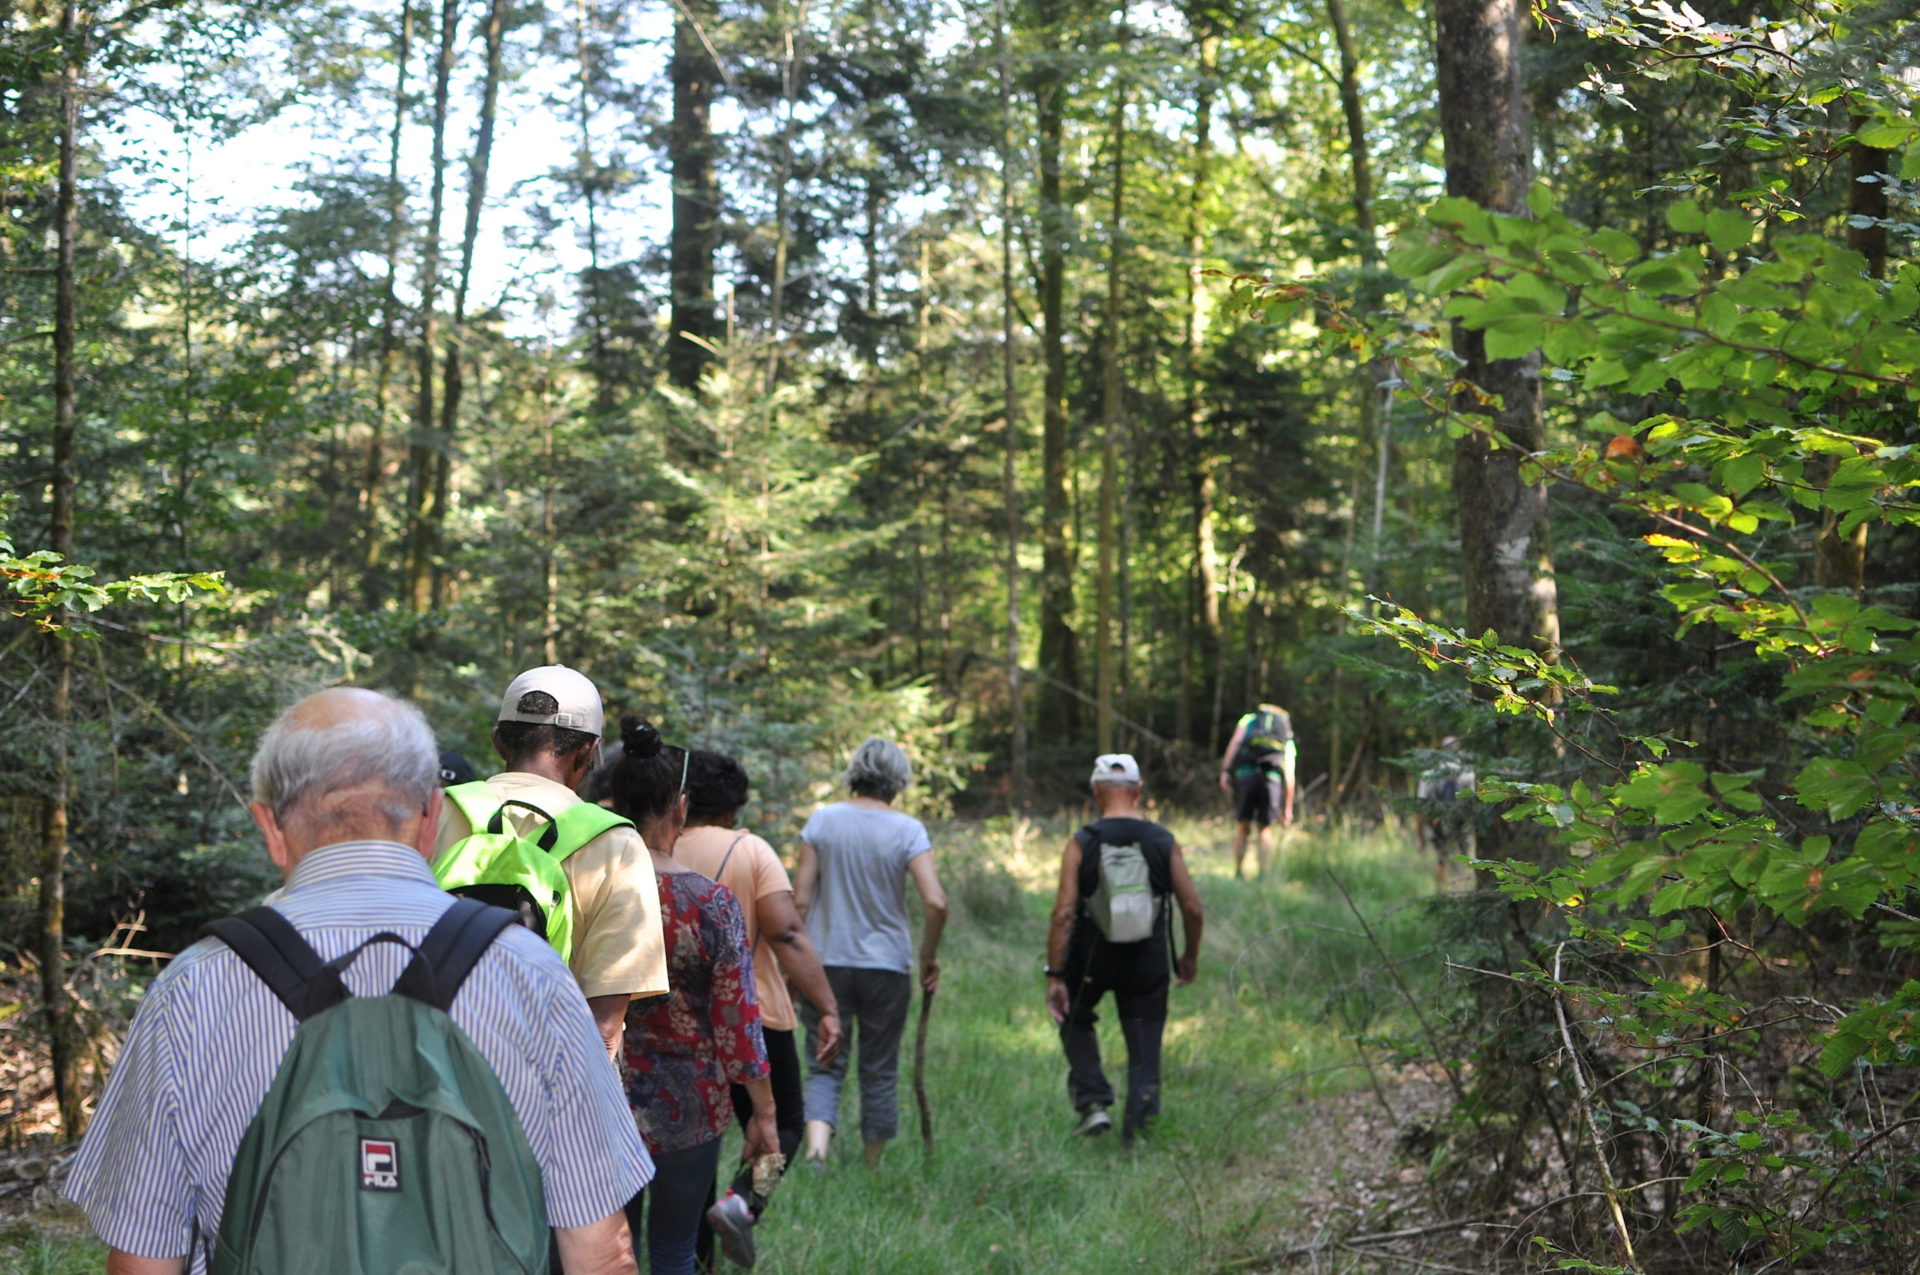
[1233,773,1282,826]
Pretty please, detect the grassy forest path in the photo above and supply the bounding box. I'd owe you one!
[4,814,1450,1275]
[755,813,1447,1274]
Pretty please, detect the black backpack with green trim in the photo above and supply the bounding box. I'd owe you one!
[1232,707,1293,769]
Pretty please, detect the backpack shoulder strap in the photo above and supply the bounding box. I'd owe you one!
[199,906,347,1021]
[394,897,519,1012]
[444,780,505,833]
[547,801,634,863]
[715,832,748,880]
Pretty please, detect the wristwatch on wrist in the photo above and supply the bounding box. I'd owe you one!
[1043,965,1064,980]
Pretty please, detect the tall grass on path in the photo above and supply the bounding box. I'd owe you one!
[747,813,1440,1274]
[0,816,1443,1274]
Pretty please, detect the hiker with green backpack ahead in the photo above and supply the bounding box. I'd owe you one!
[1046,753,1205,1147]
[433,664,669,1058]
[1218,702,1297,879]
[65,688,650,1275]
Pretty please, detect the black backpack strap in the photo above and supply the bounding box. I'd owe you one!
[394,897,519,1012]
[488,798,562,850]
[199,906,348,1021]
[715,833,747,880]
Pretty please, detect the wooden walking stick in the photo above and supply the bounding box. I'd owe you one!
[913,984,936,1158]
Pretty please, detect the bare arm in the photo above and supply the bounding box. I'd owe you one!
[1219,723,1248,793]
[108,1253,185,1275]
[793,839,819,921]
[587,994,629,1060]
[757,889,842,1064]
[1279,745,1297,826]
[553,1212,640,1274]
[1045,835,1083,1025]
[740,1075,779,1162]
[1168,842,1204,986]
[906,851,947,995]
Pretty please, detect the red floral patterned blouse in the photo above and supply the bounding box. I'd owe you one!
[622,870,769,1155]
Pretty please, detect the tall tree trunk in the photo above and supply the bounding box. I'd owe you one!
[1327,0,1382,812]
[667,0,719,391]
[1326,0,1375,253]
[1209,550,1239,753]
[1434,0,1558,657]
[429,0,507,612]
[1816,128,1888,591]
[1094,27,1127,752]
[997,0,1027,816]
[541,371,560,664]
[574,0,613,414]
[1034,0,1079,738]
[42,0,84,1137]
[362,0,414,605]
[1178,11,1218,747]
[402,0,458,615]
[765,0,809,386]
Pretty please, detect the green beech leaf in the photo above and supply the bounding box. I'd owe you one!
[1483,319,1545,360]
[1718,452,1765,497]
[1706,208,1753,255]
[1793,758,1877,820]
[1667,201,1707,234]
[1856,119,1913,149]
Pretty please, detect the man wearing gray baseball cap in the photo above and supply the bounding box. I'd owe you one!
[1044,753,1204,1146]
[436,665,669,1056]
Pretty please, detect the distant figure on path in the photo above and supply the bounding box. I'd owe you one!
[794,737,948,1169]
[65,688,647,1274]
[435,664,669,1057]
[674,748,843,1267]
[605,717,776,1275]
[1047,753,1205,1145]
[1218,702,1296,878]
[1415,736,1476,888]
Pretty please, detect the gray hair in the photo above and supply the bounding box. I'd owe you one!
[845,736,911,801]
[251,690,438,827]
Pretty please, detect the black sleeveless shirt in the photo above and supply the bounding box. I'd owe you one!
[1073,816,1176,900]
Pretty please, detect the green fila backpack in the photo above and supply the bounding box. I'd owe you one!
[1087,840,1160,944]
[199,899,546,1275]
[433,781,633,966]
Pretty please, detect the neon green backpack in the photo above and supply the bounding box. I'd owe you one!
[432,781,633,966]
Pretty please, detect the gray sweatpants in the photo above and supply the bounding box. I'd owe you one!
[800,966,913,1143]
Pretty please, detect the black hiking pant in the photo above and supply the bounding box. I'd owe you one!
[1059,922,1170,1139]
[694,1027,807,1270]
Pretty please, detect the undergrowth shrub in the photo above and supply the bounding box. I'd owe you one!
[1290,76,1920,1265]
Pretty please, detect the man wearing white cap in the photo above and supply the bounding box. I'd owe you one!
[436,665,669,1056]
[1044,753,1204,1145]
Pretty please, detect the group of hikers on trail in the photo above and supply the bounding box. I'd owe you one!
[58,667,1220,1275]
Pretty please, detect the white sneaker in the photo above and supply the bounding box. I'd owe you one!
[1074,1105,1113,1137]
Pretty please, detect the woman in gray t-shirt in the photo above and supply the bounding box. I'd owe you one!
[793,737,947,1169]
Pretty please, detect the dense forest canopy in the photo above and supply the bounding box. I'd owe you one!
[8,0,1920,1264]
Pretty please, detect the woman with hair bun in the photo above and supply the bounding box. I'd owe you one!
[607,715,775,1275]
[794,736,948,1169]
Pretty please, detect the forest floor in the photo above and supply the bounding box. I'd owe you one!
[0,810,1505,1274]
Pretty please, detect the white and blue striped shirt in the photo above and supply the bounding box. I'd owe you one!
[64,839,653,1270]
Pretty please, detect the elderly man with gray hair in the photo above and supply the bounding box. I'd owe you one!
[65,687,650,1275]
[792,736,948,1169]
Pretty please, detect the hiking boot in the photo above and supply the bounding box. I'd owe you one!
[706,1191,757,1268]
[1074,1105,1113,1137]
